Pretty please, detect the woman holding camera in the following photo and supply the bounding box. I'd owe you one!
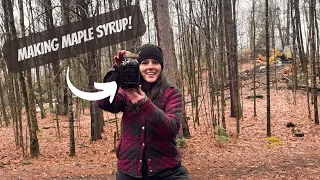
[96,44,190,180]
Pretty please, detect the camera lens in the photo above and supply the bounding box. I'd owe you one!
[124,68,136,81]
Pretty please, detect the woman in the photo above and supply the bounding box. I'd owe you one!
[97,44,190,180]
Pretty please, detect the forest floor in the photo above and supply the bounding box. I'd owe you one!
[0,62,320,180]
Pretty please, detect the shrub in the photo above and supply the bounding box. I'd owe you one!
[266,136,284,147]
[21,161,32,165]
[214,126,229,146]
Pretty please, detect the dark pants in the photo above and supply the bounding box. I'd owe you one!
[116,165,190,180]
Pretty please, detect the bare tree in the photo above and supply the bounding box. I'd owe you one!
[223,0,241,136]
[3,0,40,157]
[43,0,61,137]
[60,0,76,156]
[76,0,104,141]
[309,0,319,124]
[251,0,257,117]
[223,0,240,118]
[152,0,190,138]
[266,0,271,137]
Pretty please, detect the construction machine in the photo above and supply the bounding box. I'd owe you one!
[256,48,292,65]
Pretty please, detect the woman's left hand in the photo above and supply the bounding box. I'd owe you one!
[123,85,147,105]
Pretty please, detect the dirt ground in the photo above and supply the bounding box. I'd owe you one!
[0,63,320,180]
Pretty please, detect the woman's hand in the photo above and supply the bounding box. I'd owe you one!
[123,85,147,105]
[114,50,132,67]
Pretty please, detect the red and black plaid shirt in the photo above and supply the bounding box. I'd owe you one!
[96,67,183,178]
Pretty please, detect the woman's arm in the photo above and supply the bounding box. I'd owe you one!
[139,87,183,139]
[96,50,131,113]
[96,65,127,113]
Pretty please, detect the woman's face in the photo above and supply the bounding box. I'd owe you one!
[139,59,162,83]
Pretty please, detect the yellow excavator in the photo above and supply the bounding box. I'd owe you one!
[269,49,286,63]
[256,48,292,65]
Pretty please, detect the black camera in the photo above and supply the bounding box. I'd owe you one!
[119,55,140,89]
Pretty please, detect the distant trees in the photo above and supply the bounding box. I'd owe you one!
[2,0,39,157]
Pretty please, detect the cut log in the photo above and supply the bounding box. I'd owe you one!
[246,95,264,99]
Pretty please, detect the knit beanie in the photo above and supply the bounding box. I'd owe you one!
[137,44,164,69]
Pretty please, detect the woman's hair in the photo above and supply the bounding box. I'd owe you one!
[140,73,171,106]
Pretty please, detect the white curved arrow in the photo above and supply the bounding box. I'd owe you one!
[66,67,117,103]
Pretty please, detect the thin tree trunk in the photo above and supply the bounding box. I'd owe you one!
[175,0,190,138]
[44,64,54,113]
[76,0,103,140]
[218,0,226,128]
[286,0,290,45]
[43,0,62,136]
[27,0,40,132]
[35,66,46,119]
[309,0,319,124]
[203,0,216,131]
[290,0,298,105]
[223,0,239,118]
[294,0,307,75]
[252,0,257,116]
[0,77,9,126]
[17,0,39,157]
[60,0,76,155]
[266,0,271,137]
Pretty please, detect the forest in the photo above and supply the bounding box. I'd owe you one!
[0,0,319,179]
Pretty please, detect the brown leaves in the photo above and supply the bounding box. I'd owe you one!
[0,63,319,179]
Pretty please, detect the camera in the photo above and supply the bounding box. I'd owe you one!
[119,54,140,89]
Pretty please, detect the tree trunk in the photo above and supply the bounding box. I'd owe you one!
[285,0,290,46]
[290,0,298,104]
[309,0,319,124]
[17,0,39,156]
[45,0,63,116]
[44,64,54,113]
[35,66,46,119]
[275,6,285,50]
[0,76,9,126]
[218,0,226,129]
[60,0,76,156]
[223,0,239,118]
[77,0,103,141]
[293,0,307,75]
[3,0,27,156]
[152,0,190,138]
[203,0,217,130]
[43,0,61,136]
[252,0,257,117]
[266,0,271,137]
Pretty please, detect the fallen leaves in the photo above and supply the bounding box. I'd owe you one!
[0,63,319,179]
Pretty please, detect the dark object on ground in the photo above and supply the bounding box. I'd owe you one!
[246,95,264,99]
[281,60,292,64]
[286,122,296,128]
[291,128,304,137]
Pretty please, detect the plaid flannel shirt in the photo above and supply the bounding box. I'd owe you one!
[96,66,183,178]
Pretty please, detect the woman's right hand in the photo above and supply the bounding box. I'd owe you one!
[114,50,132,67]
